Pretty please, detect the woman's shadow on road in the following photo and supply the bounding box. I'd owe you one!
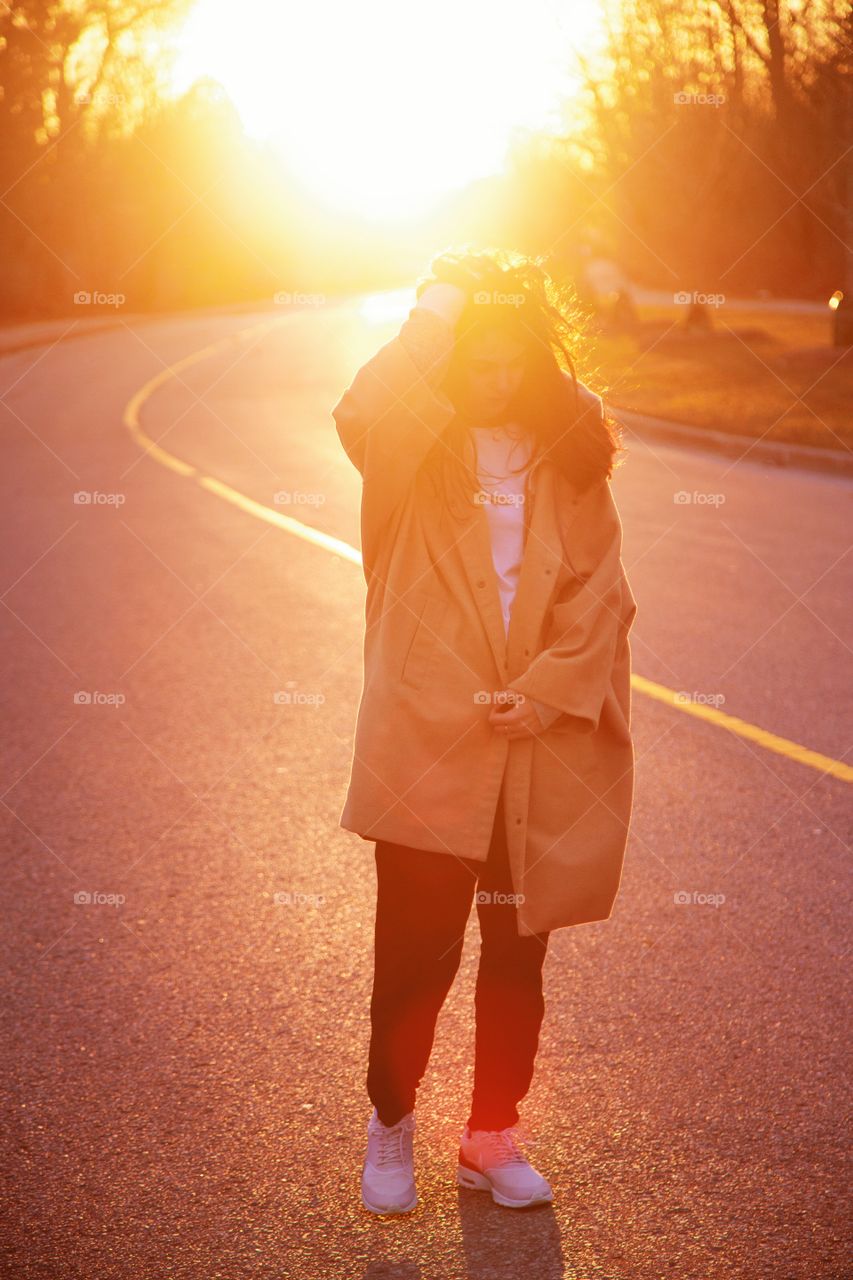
[363,1189,565,1279]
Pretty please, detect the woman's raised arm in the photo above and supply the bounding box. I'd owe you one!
[331,284,467,555]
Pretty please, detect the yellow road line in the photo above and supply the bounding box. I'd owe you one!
[633,675,852,782]
[123,317,851,785]
[122,317,362,564]
[198,475,361,563]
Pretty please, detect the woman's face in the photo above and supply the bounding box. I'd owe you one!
[455,326,527,423]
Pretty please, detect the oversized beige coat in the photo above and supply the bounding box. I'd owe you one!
[333,319,638,937]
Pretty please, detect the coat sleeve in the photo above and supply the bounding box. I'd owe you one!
[528,696,565,730]
[331,304,459,551]
[507,476,635,732]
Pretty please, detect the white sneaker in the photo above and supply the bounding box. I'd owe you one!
[361,1106,418,1214]
[457,1123,553,1208]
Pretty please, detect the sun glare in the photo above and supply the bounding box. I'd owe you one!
[169,0,603,218]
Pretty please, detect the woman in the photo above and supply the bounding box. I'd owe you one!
[332,247,638,1215]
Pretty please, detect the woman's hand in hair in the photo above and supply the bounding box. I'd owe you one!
[415,282,468,330]
[417,258,491,309]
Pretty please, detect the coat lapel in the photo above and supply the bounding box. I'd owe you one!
[506,458,564,679]
[456,503,509,680]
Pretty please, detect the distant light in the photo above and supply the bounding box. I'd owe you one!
[828,290,843,311]
[169,0,603,218]
[358,289,416,326]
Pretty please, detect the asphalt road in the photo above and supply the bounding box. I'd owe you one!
[1,297,850,1280]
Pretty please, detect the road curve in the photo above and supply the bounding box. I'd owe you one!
[1,298,850,1279]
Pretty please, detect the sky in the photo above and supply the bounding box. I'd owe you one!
[169,0,606,217]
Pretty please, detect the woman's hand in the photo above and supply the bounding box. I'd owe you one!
[415,282,468,329]
[488,692,543,739]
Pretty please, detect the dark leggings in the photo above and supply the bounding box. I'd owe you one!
[366,781,550,1131]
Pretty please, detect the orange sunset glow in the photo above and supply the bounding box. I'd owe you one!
[1,0,850,1274]
[168,0,605,218]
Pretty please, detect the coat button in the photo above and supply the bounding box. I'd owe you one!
[515,817,522,824]
[476,579,486,588]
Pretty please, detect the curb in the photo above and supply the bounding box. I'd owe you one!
[0,297,300,359]
[610,404,853,480]
[0,316,128,357]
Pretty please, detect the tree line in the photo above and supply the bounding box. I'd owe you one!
[1,0,849,320]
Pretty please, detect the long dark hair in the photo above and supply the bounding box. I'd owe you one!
[415,245,626,517]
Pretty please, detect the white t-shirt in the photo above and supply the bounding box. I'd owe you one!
[468,424,563,730]
[468,423,534,638]
[407,288,564,730]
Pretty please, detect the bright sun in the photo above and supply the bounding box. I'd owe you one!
[169,0,603,219]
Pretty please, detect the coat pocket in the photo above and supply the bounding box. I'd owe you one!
[399,593,448,690]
